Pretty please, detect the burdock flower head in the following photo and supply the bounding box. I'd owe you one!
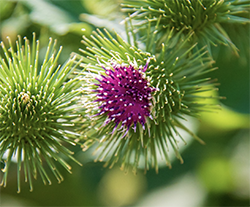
[0,33,81,192]
[77,27,218,173]
[122,0,250,53]
[95,61,155,133]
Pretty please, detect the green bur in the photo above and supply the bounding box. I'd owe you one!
[77,27,220,173]
[122,0,250,53]
[0,33,82,193]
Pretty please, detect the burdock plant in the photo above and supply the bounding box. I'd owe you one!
[0,33,81,192]
[1,0,247,192]
[122,0,250,53]
[76,26,218,173]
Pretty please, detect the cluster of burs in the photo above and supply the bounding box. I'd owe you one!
[0,0,249,192]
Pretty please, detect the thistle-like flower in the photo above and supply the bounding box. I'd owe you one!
[0,33,81,192]
[122,0,250,53]
[95,62,155,133]
[77,27,218,173]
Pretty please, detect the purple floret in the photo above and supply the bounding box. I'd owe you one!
[95,64,154,131]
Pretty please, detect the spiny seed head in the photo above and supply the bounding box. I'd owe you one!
[77,28,218,173]
[95,63,154,130]
[122,0,250,52]
[0,33,81,192]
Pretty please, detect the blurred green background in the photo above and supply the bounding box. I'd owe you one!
[0,0,249,206]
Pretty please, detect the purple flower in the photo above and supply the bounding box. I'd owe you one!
[95,62,155,132]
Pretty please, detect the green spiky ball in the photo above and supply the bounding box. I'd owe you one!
[76,28,219,173]
[122,0,250,52]
[0,34,81,192]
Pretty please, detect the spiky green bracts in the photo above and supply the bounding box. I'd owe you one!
[122,0,250,53]
[76,27,218,173]
[0,34,82,192]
